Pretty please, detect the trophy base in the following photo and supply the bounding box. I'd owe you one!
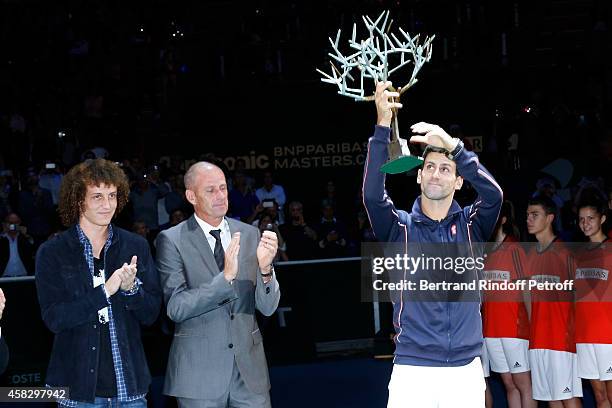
[380,155,423,174]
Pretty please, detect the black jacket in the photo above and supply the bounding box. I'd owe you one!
[35,225,161,402]
[363,126,503,366]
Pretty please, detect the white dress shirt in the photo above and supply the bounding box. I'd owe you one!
[194,214,231,253]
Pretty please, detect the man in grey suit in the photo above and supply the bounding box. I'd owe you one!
[157,161,280,408]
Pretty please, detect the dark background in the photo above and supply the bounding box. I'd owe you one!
[0,0,610,407]
[1,0,610,198]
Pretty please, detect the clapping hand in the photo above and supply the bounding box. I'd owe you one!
[224,233,241,283]
[257,230,278,271]
[106,256,138,296]
[119,256,138,291]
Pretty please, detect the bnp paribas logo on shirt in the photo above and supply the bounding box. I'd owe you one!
[484,270,511,282]
[531,274,561,284]
[575,268,609,281]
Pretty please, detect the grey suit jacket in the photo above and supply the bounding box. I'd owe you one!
[157,215,280,400]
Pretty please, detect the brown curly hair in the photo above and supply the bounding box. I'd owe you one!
[58,159,130,227]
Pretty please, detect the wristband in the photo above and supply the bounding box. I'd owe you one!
[261,264,274,278]
[446,139,464,160]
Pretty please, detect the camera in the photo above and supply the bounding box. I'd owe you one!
[8,224,17,231]
[264,223,274,231]
[45,163,56,169]
[262,199,275,208]
[57,131,66,138]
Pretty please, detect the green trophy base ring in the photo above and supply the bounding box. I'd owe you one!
[380,155,423,174]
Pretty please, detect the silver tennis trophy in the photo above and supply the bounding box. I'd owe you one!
[317,11,435,174]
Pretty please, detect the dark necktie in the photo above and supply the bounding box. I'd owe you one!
[209,229,225,272]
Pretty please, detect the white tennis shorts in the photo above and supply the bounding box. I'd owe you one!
[485,337,530,374]
[529,349,583,401]
[387,357,486,408]
[576,343,612,381]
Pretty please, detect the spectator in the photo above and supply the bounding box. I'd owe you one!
[155,210,186,254]
[17,172,55,248]
[0,213,35,277]
[156,174,172,228]
[255,171,286,224]
[163,174,190,216]
[165,155,186,179]
[83,150,97,160]
[132,221,149,240]
[81,145,108,162]
[347,209,375,255]
[574,177,608,207]
[249,199,281,227]
[121,157,145,182]
[234,158,256,191]
[129,173,167,236]
[38,161,64,205]
[257,214,288,262]
[316,201,348,258]
[320,180,338,209]
[279,201,318,260]
[160,209,186,231]
[531,177,564,234]
[84,146,110,160]
[229,171,260,222]
[133,220,156,257]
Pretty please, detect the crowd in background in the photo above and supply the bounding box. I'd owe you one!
[0,145,610,278]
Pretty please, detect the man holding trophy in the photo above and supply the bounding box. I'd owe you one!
[364,81,503,407]
[318,11,503,407]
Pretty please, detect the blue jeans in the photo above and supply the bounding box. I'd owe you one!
[69,396,147,408]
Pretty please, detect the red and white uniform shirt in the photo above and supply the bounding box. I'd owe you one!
[574,239,612,344]
[482,236,530,340]
[526,239,576,352]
